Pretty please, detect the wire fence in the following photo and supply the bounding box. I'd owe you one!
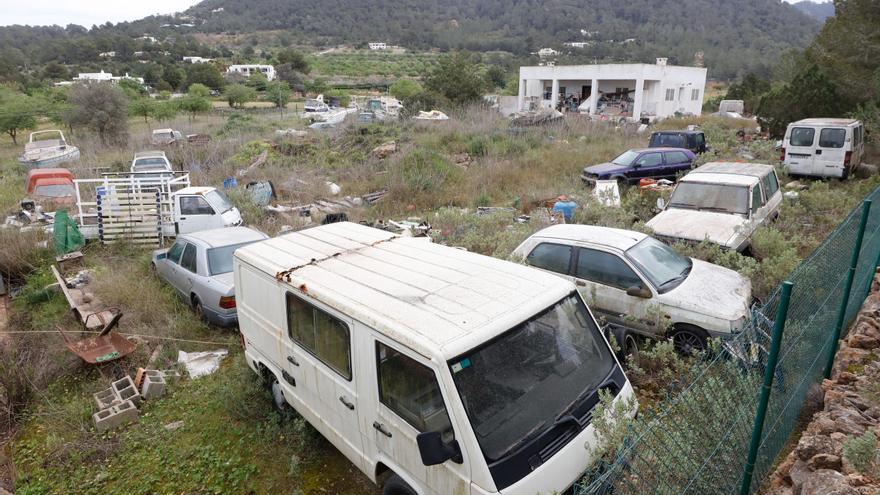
[575,186,880,495]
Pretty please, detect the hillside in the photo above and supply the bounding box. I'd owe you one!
[792,1,835,22]
[179,0,820,77]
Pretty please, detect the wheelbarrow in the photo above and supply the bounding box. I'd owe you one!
[57,311,136,364]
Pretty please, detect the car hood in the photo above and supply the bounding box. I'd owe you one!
[583,162,626,176]
[647,209,748,248]
[665,259,752,321]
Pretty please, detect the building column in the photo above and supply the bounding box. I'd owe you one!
[517,79,526,111]
[589,78,599,115]
[550,79,559,110]
[631,78,644,123]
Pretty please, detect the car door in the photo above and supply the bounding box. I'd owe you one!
[176,195,217,234]
[747,183,769,237]
[816,127,848,177]
[176,242,199,300]
[662,150,692,177]
[572,247,659,336]
[786,127,816,175]
[157,240,185,289]
[283,292,364,467]
[370,338,468,495]
[630,152,665,181]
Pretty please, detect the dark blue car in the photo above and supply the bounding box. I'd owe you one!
[580,147,696,186]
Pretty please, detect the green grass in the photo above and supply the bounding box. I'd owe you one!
[307,52,439,78]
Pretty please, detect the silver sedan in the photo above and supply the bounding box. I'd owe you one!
[151,227,268,326]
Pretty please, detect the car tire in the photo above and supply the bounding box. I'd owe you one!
[149,262,157,274]
[670,325,709,355]
[383,474,417,495]
[610,175,626,187]
[270,377,296,418]
[623,333,641,367]
[192,296,207,322]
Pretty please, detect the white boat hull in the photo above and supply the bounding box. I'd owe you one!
[18,147,80,169]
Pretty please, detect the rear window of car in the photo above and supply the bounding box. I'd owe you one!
[651,133,685,148]
[789,127,815,147]
[207,241,261,275]
[34,184,75,198]
[819,128,846,148]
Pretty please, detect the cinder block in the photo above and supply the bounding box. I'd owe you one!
[159,369,182,383]
[93,387,121,410]
[141,372,166,400]
[92,399,139,433]
[112,376,141,406]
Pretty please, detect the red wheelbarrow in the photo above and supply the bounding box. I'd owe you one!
[57,311,136,364]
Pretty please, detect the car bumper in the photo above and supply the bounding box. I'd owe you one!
[580,174,599,186]
[202,306,239,327]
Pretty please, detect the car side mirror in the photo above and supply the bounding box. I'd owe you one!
[626,286,652,299]
[417,431,463,466]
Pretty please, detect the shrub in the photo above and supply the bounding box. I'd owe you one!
[842,431,879,476]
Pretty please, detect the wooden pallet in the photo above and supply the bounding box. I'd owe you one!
[97,189,162,246]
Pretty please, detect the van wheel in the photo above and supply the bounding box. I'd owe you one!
[670,325,708,355]
[383,474,417,495]
[270,378,296,418]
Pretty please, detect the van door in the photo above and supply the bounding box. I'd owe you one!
[370,338,469,495]
[176,195,217,234]
[748,183,769,234]
[786,126,816,176]
[283,293,365,468]
[815,127,848,178]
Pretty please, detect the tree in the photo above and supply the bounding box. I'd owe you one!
[177,85,212,120]
[185,63,224,91]
[423,51,489,106]
[117,78,147,99]
[224,84,256,109]
[485,65,508,90]
[187,83,211,98]
[305,78,328,96]
[247,71,269,91]
[757,65,847,138]
[41,62,68,81]
[389,79,423,101]
[129,97,156,124]
[162,65,185,91]
[277,49,310,74]
[63,83,129,145]
[0,91,38,144]
[265,81,291,114]
[725,73,771,115]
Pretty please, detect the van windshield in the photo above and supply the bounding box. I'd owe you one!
[668,182,750,215]
[449,293,615,463]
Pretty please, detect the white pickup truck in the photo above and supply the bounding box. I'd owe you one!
[72,173,242,243]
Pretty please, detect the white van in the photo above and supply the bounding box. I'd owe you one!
[234,222,635,495]
[782,118,865,179]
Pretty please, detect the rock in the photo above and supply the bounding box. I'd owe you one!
[808,453,842,471]
[164,420,184,431]
[828,405,872,436]
[452,153,472,169]
[801,469,859,495]
[848,333,880,350]
[371,141,398,159]
[846,474,870,487]
[790,459,811,494]
[796,434,834,461]
[808,412,839,435]
[837,372,859,385]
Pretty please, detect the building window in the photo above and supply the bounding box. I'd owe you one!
[691,89,700,101]
[665,88,675,101]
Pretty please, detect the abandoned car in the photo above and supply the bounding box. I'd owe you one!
[648,129,708,154]
[581,147,696,186]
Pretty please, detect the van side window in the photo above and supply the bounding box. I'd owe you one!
[180,243,198,273]
[575,248,643,291]
[376,341,454,443]
[790,127,815,147]
[167,241,185,264]
[526,243,572,275]
[287,294,351,380]
[180,196,214,215]
[819,128,846,148]
[751,186,765,215]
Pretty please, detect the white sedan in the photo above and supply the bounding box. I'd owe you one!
[513,224,752,353]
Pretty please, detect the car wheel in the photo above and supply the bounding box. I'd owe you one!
[671,325,708,355]
[623,333,641,367]
[192,297,207,322]
[149,262,157,274]
[383,474,417,495]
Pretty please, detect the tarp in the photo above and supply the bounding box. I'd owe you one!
[177,349,228,378]
[53,210,84,254]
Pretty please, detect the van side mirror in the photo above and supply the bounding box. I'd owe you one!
[626,286,652,299]
[416,431,463,466]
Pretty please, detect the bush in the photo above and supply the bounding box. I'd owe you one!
[842,431,879,476]
[392,149,462,195]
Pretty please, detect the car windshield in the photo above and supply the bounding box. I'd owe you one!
[34,184,75,198]
[134,158,169,169]
[612,150,639,166]
[668,182,750,215]
[626,237,693,293]
[207,241,260,275]
[450,293,616,463]
[204,189,235,213]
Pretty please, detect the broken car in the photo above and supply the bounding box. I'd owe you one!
[581,147,695,186]
[26,168,76,209]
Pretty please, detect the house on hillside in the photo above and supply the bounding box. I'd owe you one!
[72,71,145,85]
[98,51,116,58]
[226,64,276,81]
[368,42,388,50]
[537,48,559,58]
[183,56,213,64]
[517,58,707,122]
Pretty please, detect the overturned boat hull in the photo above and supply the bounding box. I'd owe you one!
[18,147,80,169]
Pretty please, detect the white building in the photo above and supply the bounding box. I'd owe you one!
[183,56,214,64]
[517,58,707,121]
[368,42,388,50]
[98,51,116,58]
[73,71,145,85]
[564,42,591,48]
[537,48,559,58]
[226,64,276,81]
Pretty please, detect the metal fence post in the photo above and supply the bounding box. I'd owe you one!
[824,199,872,379]
[739,281,793,495]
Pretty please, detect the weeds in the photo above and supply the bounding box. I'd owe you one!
[842,431,879,477]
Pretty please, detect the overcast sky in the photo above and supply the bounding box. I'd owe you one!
[0,0,818,28]
[0,0,202,27]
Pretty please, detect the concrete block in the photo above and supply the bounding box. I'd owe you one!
[141,372,166,399]
[93,387,121,410]
[159,369,182,383]
[112,375,141,406]
[92,399,139,433]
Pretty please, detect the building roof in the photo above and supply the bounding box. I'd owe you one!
[182,226,267,248]
[234,222,573,360]
[791,118,860,127]
[527,224,647,251]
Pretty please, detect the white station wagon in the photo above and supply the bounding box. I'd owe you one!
[513,224,752,353]
[646,162,783,252]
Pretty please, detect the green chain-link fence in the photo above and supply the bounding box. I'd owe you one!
[575,185,880,495]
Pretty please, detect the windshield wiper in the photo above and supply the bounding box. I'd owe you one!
[658,264,693,290]
[696,206,732,213]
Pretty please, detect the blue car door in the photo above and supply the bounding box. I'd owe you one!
[663,150,692,177]
[632,152,665,180]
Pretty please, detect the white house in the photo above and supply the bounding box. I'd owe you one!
[183,56,214,64]
[537,48,559,58]
[517,58,707,121]
[73,71,145,85]
[368,42,388,50]
[226,64,276,81]
[98,51,116,58]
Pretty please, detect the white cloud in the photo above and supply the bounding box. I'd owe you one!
[0,0,202,27]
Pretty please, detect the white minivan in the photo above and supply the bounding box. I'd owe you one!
[234,222,635,495]
[782,118,865,179]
